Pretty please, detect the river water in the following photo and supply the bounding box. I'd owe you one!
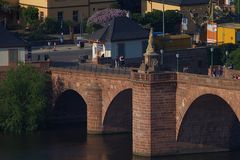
[0,127,240,160]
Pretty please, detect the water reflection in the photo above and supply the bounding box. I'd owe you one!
[0,127,239,160]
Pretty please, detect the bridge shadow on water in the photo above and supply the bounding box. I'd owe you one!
[133,151,240,160]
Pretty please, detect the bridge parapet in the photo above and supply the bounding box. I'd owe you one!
[50,64,131,78]
[177,72,240,90]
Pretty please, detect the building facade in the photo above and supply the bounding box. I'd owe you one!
[89,17,149,63]
[141,0,210,35]
[19,0,117,21]
[217,23,240,45]
[0,26,26,67]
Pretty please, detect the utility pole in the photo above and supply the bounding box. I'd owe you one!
[162,0,165,37]
[80,15,83,38]
[210,0,214,22]
[238,0,240,22]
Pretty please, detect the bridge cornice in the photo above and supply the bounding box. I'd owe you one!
[177,73,240,91]
[50,67,130,81]
[131,70,240,90]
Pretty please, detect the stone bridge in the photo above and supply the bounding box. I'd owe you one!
[51,66,240,157]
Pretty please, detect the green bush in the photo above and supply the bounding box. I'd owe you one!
[0,64,50,134]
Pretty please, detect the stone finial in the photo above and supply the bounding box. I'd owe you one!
[146,28,155,54]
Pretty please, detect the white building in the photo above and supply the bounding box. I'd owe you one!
[89,17,149,62]
[0,26,26,66]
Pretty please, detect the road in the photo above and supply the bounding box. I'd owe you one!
[31,44,92,62]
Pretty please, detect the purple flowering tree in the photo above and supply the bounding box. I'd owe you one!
[87,8,128,27]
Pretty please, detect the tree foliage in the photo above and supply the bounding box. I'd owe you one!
[20,6,39,28]
[226,47,240,69]
[132,10,182,34]
[0,64,50,134]
[234,0,240,16]
[206,44,238,67]
[87,8,127,27]
[0,0,18,19]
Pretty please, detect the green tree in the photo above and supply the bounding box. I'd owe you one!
[234,0,240,16]
[0,64,50,134]
[20,6,39,29]
[66,20,75,40]
[132,10,182,34]
[0,0,10,14]
[206,44,238,67]
[227,47,240,69]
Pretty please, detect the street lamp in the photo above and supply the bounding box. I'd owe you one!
[160,49,164,65]
[210,47,214,68]
[225,50,229,65]
[176,53,179,72]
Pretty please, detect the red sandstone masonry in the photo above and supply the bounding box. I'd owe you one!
[52,67,240,156]
[51,68,132,134]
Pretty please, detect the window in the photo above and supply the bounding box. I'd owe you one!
[8,49,18,63]
[57,11,63,22]
[73,10,78,22]
[40,12,44,21]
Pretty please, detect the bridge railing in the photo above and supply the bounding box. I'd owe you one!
[50,62,132,77]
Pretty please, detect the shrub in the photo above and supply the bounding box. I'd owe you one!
[0,64,50,134]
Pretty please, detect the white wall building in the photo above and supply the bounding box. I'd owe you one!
[0,26,26,66]
[89,17,149,62]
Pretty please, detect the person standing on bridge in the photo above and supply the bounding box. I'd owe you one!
[119,55,125,67]
[115,56,119,68]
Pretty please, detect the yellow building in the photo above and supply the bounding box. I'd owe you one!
[217,23,240,45]
[141,0,209,34]
[6,0,19,5]
[142,0,180,12]
[19,0,117,21]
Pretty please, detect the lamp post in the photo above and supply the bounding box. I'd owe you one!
[176,53,179,72]
[160,49,164,65]
[48,41,51,56]
[210,47,214,68]
[225,50,229,65]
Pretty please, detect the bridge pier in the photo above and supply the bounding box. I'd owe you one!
[132,72,177,156]
[86,82,103,134]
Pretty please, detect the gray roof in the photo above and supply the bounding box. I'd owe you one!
[0,26,26,48]
[152,0,209,6]
[89,17,149,42]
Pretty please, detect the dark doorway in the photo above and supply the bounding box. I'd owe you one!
[117,43,125,57]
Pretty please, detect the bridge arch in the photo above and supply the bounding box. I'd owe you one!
[177,94,240,149]
[103,88,132,133]
[50,89,87,129]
